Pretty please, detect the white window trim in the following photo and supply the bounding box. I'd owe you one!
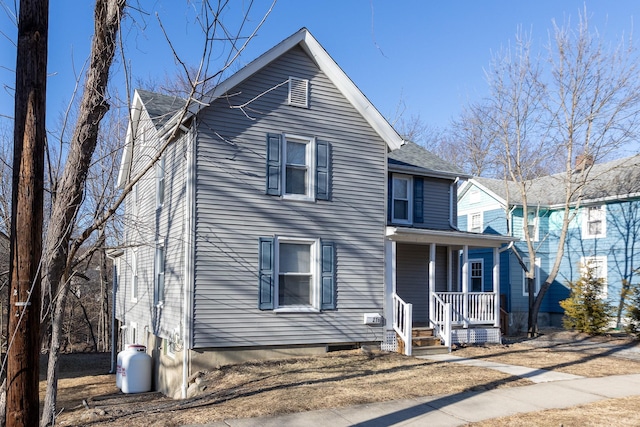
[469,258,484,292]
[391,174,413,225]
[523,257,541,296]
[154,241,166,307]
[131,182,139,217]
[282,134,315,202]
[582,205,606,239]
[156,155,165,210]
[524,214,539,242]
[130,321,138,345]
[273,236,320,312]
[581,255,608,299]
[469,211,483,233]
[131,250,138,303]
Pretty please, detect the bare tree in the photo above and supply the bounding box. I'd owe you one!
[37,1,275,424]
[482,11,640,336]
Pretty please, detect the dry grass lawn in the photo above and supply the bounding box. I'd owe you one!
[43,330,640,427]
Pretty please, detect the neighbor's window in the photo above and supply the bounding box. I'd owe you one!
[523,257,541,296]
[470,259,483,292]
[469,212,483,233]
[524,211,539,241]
[582,205,606,238]
[392,175,412,224]
[581,256,608,298]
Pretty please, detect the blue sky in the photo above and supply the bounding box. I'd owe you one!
[1,1,639,133]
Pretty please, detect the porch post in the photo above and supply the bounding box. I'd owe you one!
[462,245,469,328]
[384,239,396,330]
[447,248,452,292]
[428,243,436,328]
[493,247,500,328]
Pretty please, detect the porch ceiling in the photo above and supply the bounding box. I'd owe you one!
[386,226,518,248]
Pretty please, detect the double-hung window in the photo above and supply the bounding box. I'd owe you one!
[154,244,165,306]
[284,137,311,197]
[131,250,138,302]
[522,257,541,296]
[524,211,539,241]
[469,212,483,233]
[156,155,165,209]
[582,205,606,239]
[391,175,412,224]
[581,256,608,298]
[470,259,483,292]
[258,237,335,311]
[266,133,331,201]
[279,241,313,306]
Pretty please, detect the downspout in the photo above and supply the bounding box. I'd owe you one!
[449,178,460,230]
[105,251,120,374]
[182,120,196,398]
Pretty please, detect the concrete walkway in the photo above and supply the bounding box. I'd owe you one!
[182,357,640,427]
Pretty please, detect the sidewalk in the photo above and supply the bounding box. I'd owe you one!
[182,356,640,427]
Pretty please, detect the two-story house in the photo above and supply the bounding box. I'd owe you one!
[115,28,513,398]
[458,154,640,333]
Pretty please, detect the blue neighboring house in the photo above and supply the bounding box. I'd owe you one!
[458,154,640,333]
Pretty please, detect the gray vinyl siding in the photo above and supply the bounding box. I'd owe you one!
[421,177,454,230]
[116,111,187,342]
[191,46,387,348]
[396,244,429,324]
[395,244,450,324]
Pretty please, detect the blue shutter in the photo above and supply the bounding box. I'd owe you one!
[413,177,424,224]
[258,237,275,310]
[316,140,331,200]
[266,134,282,195]
[320,242,336,310]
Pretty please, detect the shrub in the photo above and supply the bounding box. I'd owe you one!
[625,283,640,338]
[560,265,613,335]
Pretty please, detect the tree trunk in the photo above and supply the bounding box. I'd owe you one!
[40,286,69,427]
[40,1,125,425]
[6,1,48,426]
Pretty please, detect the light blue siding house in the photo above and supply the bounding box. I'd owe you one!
[458,154,640,333]
[115,28,513,398]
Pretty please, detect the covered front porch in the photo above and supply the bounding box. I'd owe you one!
[383,227,515,355]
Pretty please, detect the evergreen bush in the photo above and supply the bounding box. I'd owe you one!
[625,283,640,338]
[560,265,613,335]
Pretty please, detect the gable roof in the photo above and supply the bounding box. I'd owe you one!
[388,141,469,180]
[136,89,186,130]
[463,154,640,208]
[118,28,405,187]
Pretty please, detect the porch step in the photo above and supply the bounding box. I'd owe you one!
[411,327,447,355]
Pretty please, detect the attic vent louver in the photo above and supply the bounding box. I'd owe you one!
[288,77,309,108]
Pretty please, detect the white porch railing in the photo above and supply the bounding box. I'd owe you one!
[392,293,412,356]
[435,292,497,326]
[430,293,452,351]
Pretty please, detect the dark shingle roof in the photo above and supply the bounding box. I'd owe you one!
[388,141,468,179]
[474,154,640,206]
[136,89,187,130]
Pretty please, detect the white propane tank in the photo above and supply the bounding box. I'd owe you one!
[117,344,152,393]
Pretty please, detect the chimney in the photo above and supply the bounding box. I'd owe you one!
[575,153,594,172]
